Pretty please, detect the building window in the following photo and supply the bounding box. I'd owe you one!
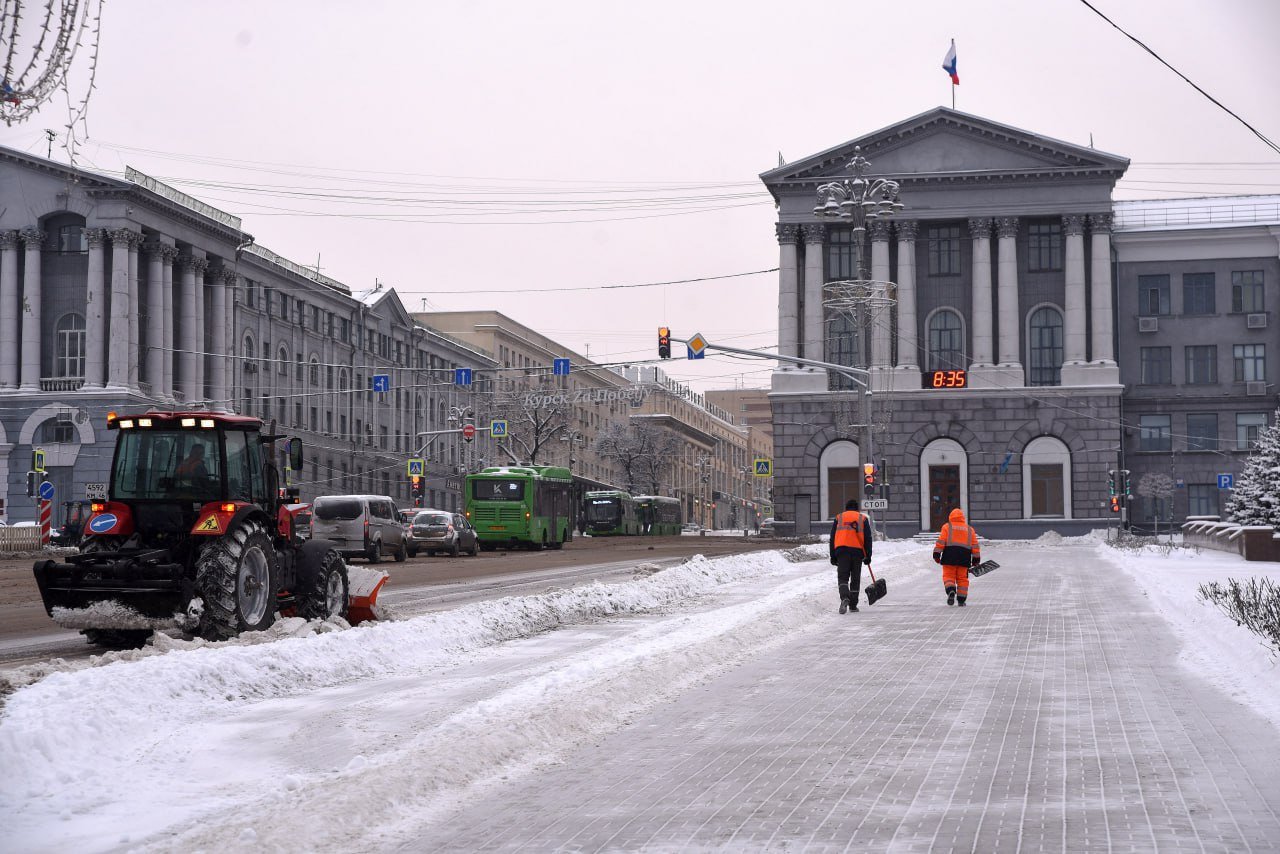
[825,228,856,281]
[278,294,289,321]
[1139,414,1172,452]
[41,419,75,443]
[1027,222,1062,272]
[1029,464,1064,516]
[1231,270,1264,313]
[1236,412,1268,449]
[277,346,288,375]
[826,312,860,390]
[1184,345,1217,385]
[309,357,320,386]
[245,282,255,309]
[1139,274,1171,316]
[1140,346,1172,385]
[55,313,86,378]
[1187,484,1216,517]
[56,224,88,254]
[1182,273,1216,315]
[294,401,303,428]
[927,225,962,276]
[1028,306,1064,386]
[1186,413,1218,451]
[926,309,964,372]
[1233,344,1266,382]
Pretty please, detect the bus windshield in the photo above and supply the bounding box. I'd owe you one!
[472,479,525,501]
[585,497,620,522]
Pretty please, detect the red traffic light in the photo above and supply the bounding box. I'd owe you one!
[1110,495,1120,513]
[658,326,672,359]
[862,462,876,485]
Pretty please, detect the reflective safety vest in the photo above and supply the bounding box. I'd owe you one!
[934,522,979,565]
[833,510,867,551]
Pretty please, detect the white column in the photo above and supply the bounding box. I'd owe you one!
[84,229,107,390]
[160,245,177,402]
[776,224,800,361]
[894,221,920,372]
[802,223,825,363]
[1088,213,1115,364]
[1063,215,1087,366]
[144,243,165,397]
[193,259,207,404]
[127,234,141,392]
[212,269,231,411]
[105,228,133,391]
[968,218,994,368]
[177,255,199,402]
[869,219,892,368]
[18,228,45,392]
[995,216,1022,373]
[0,231,21,389]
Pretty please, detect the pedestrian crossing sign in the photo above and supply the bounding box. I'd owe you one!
[753,458,772,477]
[407,458,425,477]
[491,420,508,438]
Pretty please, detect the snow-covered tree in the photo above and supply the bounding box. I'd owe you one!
[1224,408,1280,527]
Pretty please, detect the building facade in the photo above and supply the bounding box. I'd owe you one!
[762,108,1276,538]
[0,147,496,522]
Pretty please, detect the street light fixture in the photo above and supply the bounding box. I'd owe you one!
[561,429,585,470]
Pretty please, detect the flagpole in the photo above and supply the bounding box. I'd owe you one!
[951,83,955,110]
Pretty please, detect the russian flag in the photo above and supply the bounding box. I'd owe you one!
[942,39,959,85]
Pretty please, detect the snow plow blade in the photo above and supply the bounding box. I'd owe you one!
[345,564,389,624]
[33,552,193,627]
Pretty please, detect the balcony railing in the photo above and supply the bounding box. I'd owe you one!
[39,377,85,392]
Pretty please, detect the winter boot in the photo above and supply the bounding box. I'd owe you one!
[946,587,956,606]
[956,596,967,607]
[839,597,849,614]
[848,602,858,612]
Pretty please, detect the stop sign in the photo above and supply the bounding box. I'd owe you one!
[462,424,476,441]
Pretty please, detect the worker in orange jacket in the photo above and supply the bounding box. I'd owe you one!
[933,507,980,607]
[829,498,873,614]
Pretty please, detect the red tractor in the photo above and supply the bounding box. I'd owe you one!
[33,411,350,647]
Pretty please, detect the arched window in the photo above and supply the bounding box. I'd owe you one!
[242,334,256,373]
[55,313,86,378]
[277,345,289,376]
[42,214,87,253]
[1027,306,1064,386]
[926,309,964,371]
[309,355,320,386]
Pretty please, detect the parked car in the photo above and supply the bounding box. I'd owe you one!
[310,494,407,563]
[408,510,479,558]
[758,517,776,536]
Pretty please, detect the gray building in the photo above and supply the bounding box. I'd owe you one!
[761,108,1277,538]
[0,146,496,523]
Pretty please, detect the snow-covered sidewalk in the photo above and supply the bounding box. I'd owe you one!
[2,535,1279,852]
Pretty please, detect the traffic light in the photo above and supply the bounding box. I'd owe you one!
[1110,495,1120,513]
[411,475,424,507]
[863,462,876,494]
[1107,469,1116,496]
[1120,469,1132,497]
[658,327,671,359]
[26,471,37,497]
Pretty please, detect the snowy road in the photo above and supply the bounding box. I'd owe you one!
[2,536,1279,852]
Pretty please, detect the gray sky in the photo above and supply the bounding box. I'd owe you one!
[4,0,1278,393]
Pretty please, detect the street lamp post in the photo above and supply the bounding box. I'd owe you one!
[695,453,712,529]
[561,429,585,471]
[813,147,904,502]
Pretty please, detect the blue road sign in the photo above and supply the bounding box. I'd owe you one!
[553,358,571,376]
[1217,473,1234,489]
[753,458,772,476]
[686,345,705,360]
[407,458,425,477]
[455,367,473,386]
[38,480,54,501]
[490,419,508,438]
[371,374,390,393]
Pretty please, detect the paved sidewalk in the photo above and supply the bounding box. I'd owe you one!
[422,542,1280,852]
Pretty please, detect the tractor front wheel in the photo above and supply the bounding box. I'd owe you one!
[196,520,279,640]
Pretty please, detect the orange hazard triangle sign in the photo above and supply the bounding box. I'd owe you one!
[196,515,222,533]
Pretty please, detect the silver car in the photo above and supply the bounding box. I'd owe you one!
[310,494,407,563]
[408,510,479,558]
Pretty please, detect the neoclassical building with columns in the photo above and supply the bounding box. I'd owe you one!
[763,109,1131,537]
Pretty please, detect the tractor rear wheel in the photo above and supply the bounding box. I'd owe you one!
[298,547,349,621]
[196,519,278,640]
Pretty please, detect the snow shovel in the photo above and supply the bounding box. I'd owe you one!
[970,559,1000,578]
[863,563,887,605]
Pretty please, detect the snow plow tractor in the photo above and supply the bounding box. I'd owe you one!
[33,411,363,647]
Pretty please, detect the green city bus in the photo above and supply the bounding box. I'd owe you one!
[583,490,640,535]
[465,465,575,549]
[634,495,683,535]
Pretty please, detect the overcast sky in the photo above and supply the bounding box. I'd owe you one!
[3,0,1278,393]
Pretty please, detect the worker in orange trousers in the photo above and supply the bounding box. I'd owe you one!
[933,507,981,606]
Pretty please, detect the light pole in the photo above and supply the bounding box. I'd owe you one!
[561,429,585,471]
[695,453,712,529]
[813,147,904,501]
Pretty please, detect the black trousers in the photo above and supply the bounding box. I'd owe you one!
[835,548,866,603]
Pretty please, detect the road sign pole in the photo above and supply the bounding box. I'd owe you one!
[38,498,51,548]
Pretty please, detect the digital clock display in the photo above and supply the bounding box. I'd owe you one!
[924,369,968,389]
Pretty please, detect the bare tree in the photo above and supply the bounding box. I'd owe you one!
[1136,472,1176,539]
[488,389,571,465]
[594,421,646,491]
[636,423,682,494]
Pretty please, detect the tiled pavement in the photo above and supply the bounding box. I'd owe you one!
[422,543,1280,852]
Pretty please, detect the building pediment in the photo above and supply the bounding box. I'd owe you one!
[762,108,1129,194]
